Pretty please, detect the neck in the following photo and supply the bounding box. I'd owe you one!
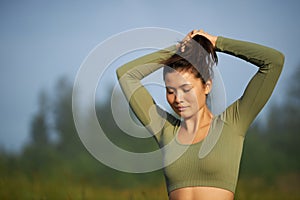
[182,105,213,135]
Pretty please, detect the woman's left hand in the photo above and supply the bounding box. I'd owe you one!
[179,30,217,52]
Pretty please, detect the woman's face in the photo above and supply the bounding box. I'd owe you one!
[164,70,211,119]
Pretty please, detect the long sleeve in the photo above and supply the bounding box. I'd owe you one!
[116,45,177,141]
[216,37,285,135]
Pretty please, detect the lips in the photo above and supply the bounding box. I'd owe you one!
[175,106,188,112]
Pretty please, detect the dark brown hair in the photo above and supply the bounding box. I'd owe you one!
[162,35,218,84]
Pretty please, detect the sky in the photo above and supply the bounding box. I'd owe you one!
[0,0,299,153]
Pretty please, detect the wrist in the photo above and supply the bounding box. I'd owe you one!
[211,36,218,48]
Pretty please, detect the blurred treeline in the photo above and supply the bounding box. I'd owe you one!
[0,67,299,199]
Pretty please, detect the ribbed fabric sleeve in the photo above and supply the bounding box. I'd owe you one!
[116,45,177,142]
[216,37,284,135]
[116,36,284,194]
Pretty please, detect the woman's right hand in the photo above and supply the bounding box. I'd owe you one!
[180,30,218,52]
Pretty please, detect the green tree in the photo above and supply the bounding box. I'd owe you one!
[271,66,300,170]
[52,77,85,156]
[30,90,50,147]
[240,65,300,180]
[21,89,59,175]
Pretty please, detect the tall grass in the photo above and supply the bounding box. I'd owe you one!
[235,173,300,200]
[0,172,168,200]
[1,172,299,200]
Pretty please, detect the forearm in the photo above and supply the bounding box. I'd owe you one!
[215,36,284,70]
[116,45,176,131]
[116,45,177,81]
[216,36,285,131]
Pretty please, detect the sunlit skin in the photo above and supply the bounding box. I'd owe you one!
[164,30,234,200]
[164,70,234,200]
[164,70,213,144]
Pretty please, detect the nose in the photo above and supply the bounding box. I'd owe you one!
[174,91,184,103]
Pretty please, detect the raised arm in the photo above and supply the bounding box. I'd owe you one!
[215,36,285,134]
[116,46,177,141]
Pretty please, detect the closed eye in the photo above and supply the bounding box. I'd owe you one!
[166,86,175,94]
[166,89,174,94]
[183,88,191,93]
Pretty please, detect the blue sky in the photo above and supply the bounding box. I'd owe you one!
[1,0,299,152]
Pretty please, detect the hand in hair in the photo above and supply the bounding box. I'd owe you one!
[179,30,218,52]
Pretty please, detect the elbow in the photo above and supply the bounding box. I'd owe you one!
[116,66,125,80]
[116,62,134,81]
[274,50,285,70]
[278,51,285,68]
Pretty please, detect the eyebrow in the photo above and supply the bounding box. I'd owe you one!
[166,84,193,90]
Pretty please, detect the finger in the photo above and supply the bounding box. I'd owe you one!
[188,30,195,38]
[181,45,185,52]
[190,30,198,38]
[191,29,197,34]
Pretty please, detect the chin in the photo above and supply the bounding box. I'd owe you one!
[176,112,191,119]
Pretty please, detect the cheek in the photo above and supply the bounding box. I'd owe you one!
[185,90,198,101]
[166,93,173,104]
[188,90,206,106]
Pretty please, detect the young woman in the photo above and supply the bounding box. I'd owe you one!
[116,30,284,200]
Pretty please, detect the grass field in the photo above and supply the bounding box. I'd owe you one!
[1,172,299,200]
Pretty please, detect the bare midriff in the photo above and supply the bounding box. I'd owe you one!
[117,37,284,200]
[169,186,234,200]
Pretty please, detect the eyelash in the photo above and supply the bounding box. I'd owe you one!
[183,89,191,93]
[167,89,191,94]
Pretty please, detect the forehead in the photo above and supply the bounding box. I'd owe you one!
[164,70,199,87]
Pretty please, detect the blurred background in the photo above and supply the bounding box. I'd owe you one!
[0,1,299,199]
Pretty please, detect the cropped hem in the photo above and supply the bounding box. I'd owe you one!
[167,180,236,195]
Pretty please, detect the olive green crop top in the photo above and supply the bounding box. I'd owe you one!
[116,37,284,194]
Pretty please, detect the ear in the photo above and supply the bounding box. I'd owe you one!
[204,79,212,95]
